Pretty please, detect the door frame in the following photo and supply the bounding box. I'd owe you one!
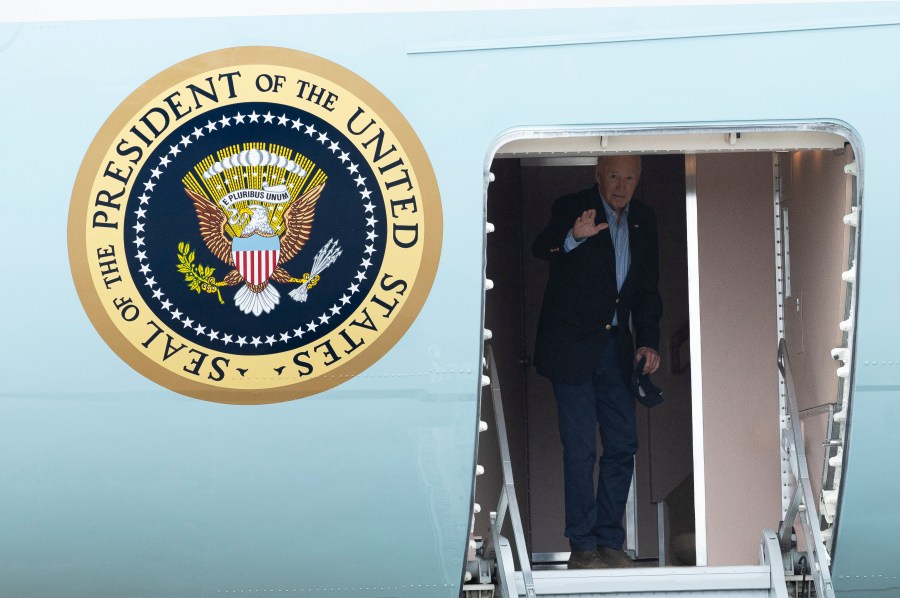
[484,121,861,566]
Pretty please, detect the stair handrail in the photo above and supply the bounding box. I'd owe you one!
[776,338,836,598]
[484,344,536,598]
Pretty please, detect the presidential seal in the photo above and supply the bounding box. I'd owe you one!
[69,47,442,404]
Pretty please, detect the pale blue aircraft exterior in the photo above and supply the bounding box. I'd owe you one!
[1,3,899,597]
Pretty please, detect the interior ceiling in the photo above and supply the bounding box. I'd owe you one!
[494,130,848,162]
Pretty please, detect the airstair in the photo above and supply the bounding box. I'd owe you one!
[464,344,833,598]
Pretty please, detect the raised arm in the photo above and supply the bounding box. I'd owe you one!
[532,194,607,260]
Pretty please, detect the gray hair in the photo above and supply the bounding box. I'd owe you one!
[596,155,642,174]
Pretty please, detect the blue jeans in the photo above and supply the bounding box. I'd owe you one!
[552,334,637,551]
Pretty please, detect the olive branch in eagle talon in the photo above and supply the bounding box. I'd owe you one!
[184,182,328,316]
[176,242,225,304]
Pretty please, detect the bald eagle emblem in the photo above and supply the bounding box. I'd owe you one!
[181,147,342,316]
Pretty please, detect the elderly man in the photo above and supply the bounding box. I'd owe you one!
[532,155,662,569]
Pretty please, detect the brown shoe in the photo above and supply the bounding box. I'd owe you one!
[567,550,609,570]
[596,546,634,568]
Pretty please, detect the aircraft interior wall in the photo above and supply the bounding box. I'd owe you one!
[476,157,531,559]
[477,144,852,569]
[778,148,855,549]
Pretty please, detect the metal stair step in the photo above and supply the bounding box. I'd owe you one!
[516,565,773,597]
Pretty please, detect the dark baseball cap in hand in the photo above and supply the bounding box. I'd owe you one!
[632,356,663,407]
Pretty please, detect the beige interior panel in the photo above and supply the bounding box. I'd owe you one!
[695,152,781,566]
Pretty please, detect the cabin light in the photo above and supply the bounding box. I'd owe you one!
[486,222,495,233]
[484,278,494,291]
[483,329,493,341]
[841,264,856,283]
[828,448,843,468]
[821,491,839,528]
[831,348,850,363]
[481,375,491,387]
[476,465,485,476]
[474,503,481,514]
[479,420,488,433]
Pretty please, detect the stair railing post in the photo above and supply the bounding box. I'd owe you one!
[485,344,536,598]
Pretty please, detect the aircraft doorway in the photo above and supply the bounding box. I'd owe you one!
[475,126,858,571]
[479,154,692,566]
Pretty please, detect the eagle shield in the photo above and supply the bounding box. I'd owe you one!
[232,234,280,286]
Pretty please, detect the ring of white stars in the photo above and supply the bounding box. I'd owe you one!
[131,108,382,350]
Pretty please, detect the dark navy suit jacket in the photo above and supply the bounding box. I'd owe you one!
[532,185,663,385]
